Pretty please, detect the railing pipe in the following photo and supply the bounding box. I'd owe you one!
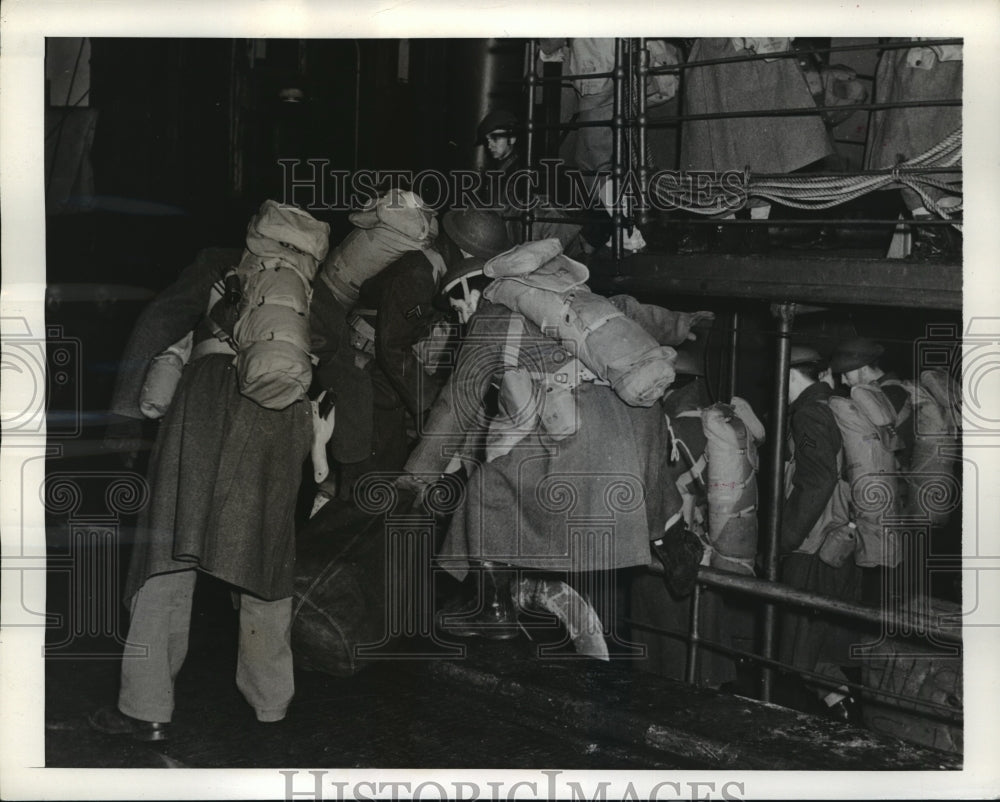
[760,302,795,702]
[636,38,650,228]
[523,39,538,243]
[685,582,702,685]
[646,562,962,647]
[522,99,961,138]
[611,37,625,265]
[726,311,740,403]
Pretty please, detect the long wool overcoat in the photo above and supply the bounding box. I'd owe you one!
[864,43,962,207]
[680,38,834,176]
[405,300,694,580]
[115,247,362,602]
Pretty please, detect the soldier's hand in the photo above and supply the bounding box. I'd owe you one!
[394,473,431,510]
[686,310,716,340]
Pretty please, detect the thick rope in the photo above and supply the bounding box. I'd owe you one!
[648,127,962,219]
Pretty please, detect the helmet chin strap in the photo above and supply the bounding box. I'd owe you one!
[449,287,482,324]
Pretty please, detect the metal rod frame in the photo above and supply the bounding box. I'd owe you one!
[523,39,538,244]
[636,38,650,229]
[611,38,625,265]
[726,310,740,403]
[760,302,795,702]
[627,610,963,724]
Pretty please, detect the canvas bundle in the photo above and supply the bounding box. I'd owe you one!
[234,201,330,410]
[701,397,765,575]
[829,384,904,568]
[484,241,676,407]
[320,189,437,309]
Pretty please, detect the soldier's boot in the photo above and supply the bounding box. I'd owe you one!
[437,563,519,640]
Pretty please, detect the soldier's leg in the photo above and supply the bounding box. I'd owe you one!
[236,593,295,722]
[118,569,197,723]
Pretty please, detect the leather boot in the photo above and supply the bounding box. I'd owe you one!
[824,694,864,726]
[437,564,519,640]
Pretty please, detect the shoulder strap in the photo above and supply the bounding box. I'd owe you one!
[421,247,448,284]
[206,275,238,349]
[503,313,524,370]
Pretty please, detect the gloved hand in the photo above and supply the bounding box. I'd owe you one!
[651,520,705,597]
[102,414,145,470]
[310,392,336,484]
[395,466,468,517]
[684,311,716,340]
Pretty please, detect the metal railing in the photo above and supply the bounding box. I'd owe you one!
[639,561,963,728]
[513,38,963,742]
[517,37,963,260]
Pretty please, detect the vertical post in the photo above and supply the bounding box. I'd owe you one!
[523,39,538,244]
[611,38,625,265]
[636,39,649,228]
[726,310,740,403]
[228,40,245,196]
[685,582,702,685]
[760,302,796,702]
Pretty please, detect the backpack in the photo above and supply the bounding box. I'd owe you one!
[695,397,765,576]
[881,369,961,524]
[320,189,438,310]
[233,200,330,410]
[829,384,904,568]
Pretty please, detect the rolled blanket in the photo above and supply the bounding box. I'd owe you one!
[234,200,329,409]
[483,240,676,406]
[320,189,438,309]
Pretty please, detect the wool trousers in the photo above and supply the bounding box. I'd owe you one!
[118,570,294,723]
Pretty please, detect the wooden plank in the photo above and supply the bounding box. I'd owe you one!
[587,253,962,310]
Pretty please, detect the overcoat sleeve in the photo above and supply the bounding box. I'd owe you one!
[607,294,701,346]
[374,253,442,420]
[403,308,506,476]
[309,279,374,464]
[108,247,239,419]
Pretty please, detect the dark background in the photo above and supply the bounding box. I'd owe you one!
[36,40,963,767]
[45,37,960,422]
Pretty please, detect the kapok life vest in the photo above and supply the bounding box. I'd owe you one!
[699,397,765,576]
[483,240,677,407]
[829,384,904,568]
[881,369,961,525]
[234,200,330,410]
[320,189,438,310]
